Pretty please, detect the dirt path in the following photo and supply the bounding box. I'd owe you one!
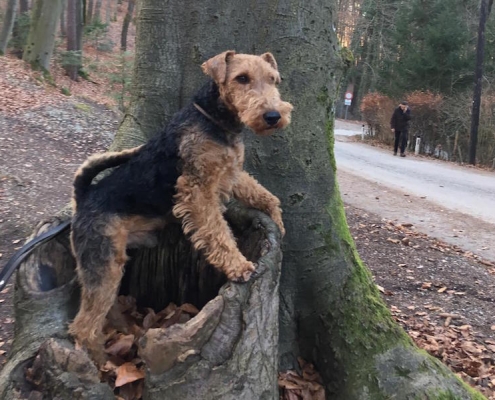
[0,99,118,365]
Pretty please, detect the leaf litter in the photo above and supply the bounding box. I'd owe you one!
[97,296,200,399]
[347,205,495,399]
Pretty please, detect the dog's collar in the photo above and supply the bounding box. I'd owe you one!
[193,102,237,135]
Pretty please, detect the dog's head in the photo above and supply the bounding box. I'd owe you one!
[202,51,293,135]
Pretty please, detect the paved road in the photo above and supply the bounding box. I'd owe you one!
[335,140,495,224]
[334,121,495,261]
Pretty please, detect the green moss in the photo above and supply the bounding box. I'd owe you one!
[60,87,71,96]
[316,178,414,397]
[75,103,91,112]
[424,390,486,400]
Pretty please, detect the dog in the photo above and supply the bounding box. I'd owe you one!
[68,50,293,360]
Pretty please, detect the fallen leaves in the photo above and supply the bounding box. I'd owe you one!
[279,358,325,400]
[115,363,145,388]
[391,306,495,399]
[99,296,202,399]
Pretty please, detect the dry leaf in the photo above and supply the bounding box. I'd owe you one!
[105,334,134,357]
[115,363,145,387]
[179,303,200,316]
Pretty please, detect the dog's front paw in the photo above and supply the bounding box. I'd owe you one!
[227,261,257,283]
[270,209,285,237]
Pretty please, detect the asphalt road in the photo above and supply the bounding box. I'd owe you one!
[334,120,495,261]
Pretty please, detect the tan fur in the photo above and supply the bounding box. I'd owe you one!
[202,51,293,135]
[172,126,255,280]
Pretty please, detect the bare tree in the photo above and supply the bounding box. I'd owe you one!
[60,0,67,37]
[469,0,494,165]
[120,0,134,51]
[86,0,94,23]
[93,0,103,22]
[65,0,83,80]
[23,0,64,71]
[0,0,18,55]
[105,0,112,24]
[20,0,29,13]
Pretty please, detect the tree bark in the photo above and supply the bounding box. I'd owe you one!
[120,0,134,51]
[65,0,83,80]
[0,0,487,399]
[105,0,112,24]
[93,0,102,22]
[469,0,494,165]
[20,0,29,13]
[60,0,67,37]
[86,0,94,23]
[0,0,18,55]
[22,0,64,72]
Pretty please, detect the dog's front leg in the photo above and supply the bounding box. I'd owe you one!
[173,174,256,282]
[233,171,285,236]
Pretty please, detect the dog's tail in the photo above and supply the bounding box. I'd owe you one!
[73,145,143,208]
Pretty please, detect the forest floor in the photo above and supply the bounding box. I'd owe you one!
[0,20,494,400]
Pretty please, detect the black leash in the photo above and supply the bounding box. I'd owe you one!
[0,220,71,292]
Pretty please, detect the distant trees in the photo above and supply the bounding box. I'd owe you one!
[343,0,495,166]
[0,0,17,55]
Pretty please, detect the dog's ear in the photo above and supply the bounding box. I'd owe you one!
[260,52,278,71]
[201,51,236,84]
[260,52,281,83]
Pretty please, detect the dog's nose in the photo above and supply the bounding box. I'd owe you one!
[263,111,281,126]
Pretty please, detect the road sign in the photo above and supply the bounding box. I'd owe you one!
[344,99,351,106]
[345,92,353,100]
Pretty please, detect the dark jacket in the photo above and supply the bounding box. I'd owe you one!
[390,107,411,131]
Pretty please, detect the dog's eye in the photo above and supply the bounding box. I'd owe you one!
[235,75,250,84]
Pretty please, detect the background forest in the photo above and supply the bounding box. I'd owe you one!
[337,0,495,167]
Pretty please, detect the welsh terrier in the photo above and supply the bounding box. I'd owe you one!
[68,50,293,360]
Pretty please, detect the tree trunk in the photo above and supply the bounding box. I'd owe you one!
[86,0,94,23]
[120,0,134,51]
[93,0,102,22]
[20,0,29,13]
[22,0,64,72]
[105,0,112,24]
[60,0,67,37]
[469,0,494,165]
[65,0,83,80]
[0,0,18,55]
[0,0,486,399]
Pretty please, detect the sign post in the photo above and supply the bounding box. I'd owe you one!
[344,92,353,120]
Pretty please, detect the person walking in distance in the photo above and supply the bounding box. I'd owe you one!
[390,101,411,157]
